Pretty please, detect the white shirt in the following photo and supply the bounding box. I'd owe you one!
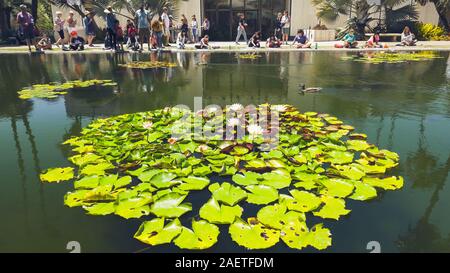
[161,13,170,29]
[281,15,290,28]
[191,20,198,29]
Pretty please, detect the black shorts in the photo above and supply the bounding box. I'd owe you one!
[21,25,34,40]
[58,29,65,39]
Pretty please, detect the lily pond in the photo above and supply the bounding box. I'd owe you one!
[1,51,450,253]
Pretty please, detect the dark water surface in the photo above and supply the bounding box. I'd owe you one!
[1,52,450,253]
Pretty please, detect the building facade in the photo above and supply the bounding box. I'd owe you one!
[50,0,441,41]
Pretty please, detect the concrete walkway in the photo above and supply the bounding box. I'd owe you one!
[2,41,450,54]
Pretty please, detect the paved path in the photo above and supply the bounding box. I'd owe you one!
[2,41,450,54]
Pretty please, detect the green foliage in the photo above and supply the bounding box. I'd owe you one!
[342,51,442,64]
[416,22,449,41]
[41,104,403,250]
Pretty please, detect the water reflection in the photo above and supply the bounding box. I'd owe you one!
[0,52,449,252]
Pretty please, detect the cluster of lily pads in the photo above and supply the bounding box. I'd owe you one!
[237,53,262,60]
[341,51,441,64]
[18,79,118,100]
[118,61,178,70]
[40,104,403,251]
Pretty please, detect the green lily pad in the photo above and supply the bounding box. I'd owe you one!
[229,217,280,249]
[199,197,243,224]
[349,181,377,201]
[313,196,351,220]
[208,182,247,206]
[260,170,292,189]
[257,203,305,230]
[115,194,153,219]
[174,220,220,250]
[178,176,210,191]
[319,178,355,198]
[363,176,404,190]
[325,150,354,164]
[232,172,261,186]
[40,167,74,183]
[80,163,114,176]
[282,190,322,212]
[150,192,192,218]
[64,190,89,207]
[149,172,179,189]
[245,185,278,205]
[83,202,116,216]
[134,218,183,246]
[347,140,372,151]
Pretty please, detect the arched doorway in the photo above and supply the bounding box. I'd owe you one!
[204,0,288,41]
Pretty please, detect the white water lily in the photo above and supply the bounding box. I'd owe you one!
[247,124,264,136]
[143,121,153,129]
[228,103,244,112]
[206,106,219,113]
[227,118,241,127]
[271,104,288,112]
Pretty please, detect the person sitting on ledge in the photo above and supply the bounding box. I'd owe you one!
[266,35,282,48]
[365,31,381,48]
[36,33,52,51]
[292,29,311,48]
[68,31,85,51]
[400,26,417,46]
[342,29,358,48]
[248,31,261,48]
[195,35,210,49]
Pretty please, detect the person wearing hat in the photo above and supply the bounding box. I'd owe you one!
[67,10,77,34]
[83,11,96,47]
[54,11,66,48]
[161,7,170,46]
[68,30,85,51]
[105,6,117,50]
[16,4,35,52]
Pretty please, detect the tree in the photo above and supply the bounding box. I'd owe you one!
[417,0,450,32]
[311,0,419,38]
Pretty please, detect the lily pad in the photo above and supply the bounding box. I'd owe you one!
[178,176,210,191]
[245,185,278,205]
[229,217,280,249]
[363,176,404,190]
[174,220,220,250]
[40,167,74,183]
[134,218,183,246]
[199,197,243,224]
[150,192,192,218]
[257,203,305,230]
[209,182,247,206]
[232,172,261,186]
[313,196,351,220]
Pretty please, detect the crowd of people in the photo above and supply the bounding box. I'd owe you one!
[14,4,421,53]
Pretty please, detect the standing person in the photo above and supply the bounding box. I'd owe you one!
[16,4,35,52]
[169,15,176,43]
[135,5,150,51]
[274,12,282,40]
[83,11,96,47]
[235,13,247,45]
[115,20,125,51]
[180,14,189,35]
[151,17,163,49]
[105,6,117,51]
[191,15,199,43]
[202,16,210,38]
[67,10,77,34]
[281,10,290,45]
[54,11,66,48]
[161,7,171,46]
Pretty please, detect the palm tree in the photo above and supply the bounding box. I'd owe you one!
[311,0,418,38]
[417,0,450,32]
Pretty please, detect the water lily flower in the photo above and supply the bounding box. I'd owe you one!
[168,137,178,145]
[271,104,287,112]
[143,121,153,129]
[228,103,244,112]
[247,124,264,136]
[227,118,241,127]
[198,144,209,153]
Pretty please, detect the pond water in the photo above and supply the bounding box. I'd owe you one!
[1,51,450,253]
